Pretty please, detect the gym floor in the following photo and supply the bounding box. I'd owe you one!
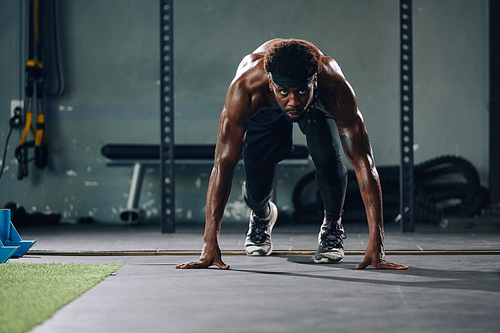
[11,221,500,333]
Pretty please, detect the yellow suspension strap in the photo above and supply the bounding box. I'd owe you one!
[34,63,48,169]
[16,0,47,179]
[19,60,42,146]
[16,59,43,179]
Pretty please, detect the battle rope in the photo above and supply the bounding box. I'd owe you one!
[292,155,489,224]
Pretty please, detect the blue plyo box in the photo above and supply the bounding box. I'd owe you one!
[0,209,37,262]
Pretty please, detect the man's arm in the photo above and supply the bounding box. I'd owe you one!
[332,77,408,270]
[176,75,260,269]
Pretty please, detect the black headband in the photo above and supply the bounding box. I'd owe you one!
[269,72,316,88]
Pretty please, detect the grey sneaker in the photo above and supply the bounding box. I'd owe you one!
[314,219,347,263]
[244,202,278,256]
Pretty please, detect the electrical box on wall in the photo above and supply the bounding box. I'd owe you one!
[10,100,23,117]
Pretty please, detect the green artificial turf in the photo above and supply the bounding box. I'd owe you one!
[0,262,123,333]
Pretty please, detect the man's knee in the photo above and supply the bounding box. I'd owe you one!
[242,181,271,216]
[314,159,347,184]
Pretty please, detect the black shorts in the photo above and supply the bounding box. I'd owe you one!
[242,108,294,169]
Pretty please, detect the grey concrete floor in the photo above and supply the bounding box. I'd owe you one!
[6,221,500,333]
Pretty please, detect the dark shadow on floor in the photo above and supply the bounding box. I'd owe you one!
[226,255,500,293]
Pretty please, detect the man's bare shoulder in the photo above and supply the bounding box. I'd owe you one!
[224,52,271,118]
[319,55,346,81]
[317,55,358,122]
[317,55,354,96]
[230,53,268,92]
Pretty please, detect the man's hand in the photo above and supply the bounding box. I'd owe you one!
[175,243,230,269]
[355,248,409,270]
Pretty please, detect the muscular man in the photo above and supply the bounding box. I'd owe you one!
[176,39,408,270]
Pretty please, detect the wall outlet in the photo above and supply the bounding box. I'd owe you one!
[10,100,24,117]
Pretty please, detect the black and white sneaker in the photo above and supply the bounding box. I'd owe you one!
[244,202,278,256]
[314,219,347,263]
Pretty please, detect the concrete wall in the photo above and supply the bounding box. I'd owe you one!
[0,0,489,224]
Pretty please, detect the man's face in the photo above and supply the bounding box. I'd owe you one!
[269,77,316,122]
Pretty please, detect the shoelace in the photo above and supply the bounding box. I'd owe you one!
[249,217,269,243]
[320,224,347,249]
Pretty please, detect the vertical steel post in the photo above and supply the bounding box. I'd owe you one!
[399,0,415,232]
[490,0,500,204]
[160,0,175,233]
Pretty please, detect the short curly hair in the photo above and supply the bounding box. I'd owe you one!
[264,39,322,78]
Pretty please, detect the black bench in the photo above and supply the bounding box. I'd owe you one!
[101,144,310,223]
